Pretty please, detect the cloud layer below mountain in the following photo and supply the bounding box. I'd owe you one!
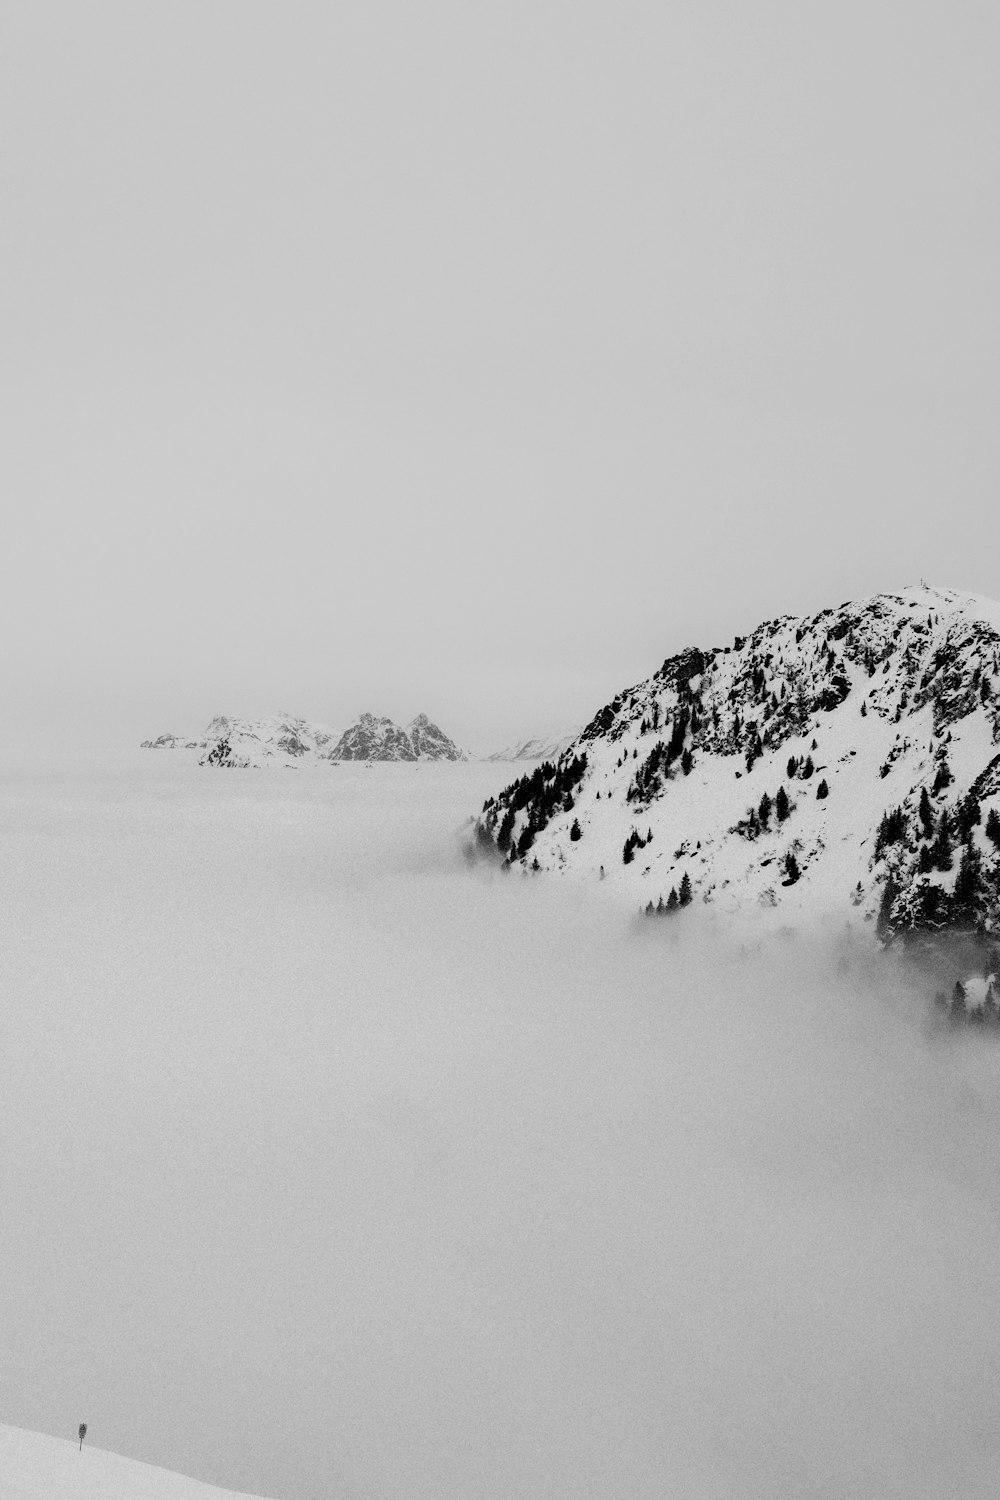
[2,753,1000,1500]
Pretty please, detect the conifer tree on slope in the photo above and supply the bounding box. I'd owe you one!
[919,786,934,840]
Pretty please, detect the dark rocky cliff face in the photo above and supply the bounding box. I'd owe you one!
[330,714,418,761]
[407,714,465,761]
[328,712,465,762]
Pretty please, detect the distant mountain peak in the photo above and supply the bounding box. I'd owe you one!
[142,709,467,766]
[331,712,466,762]
[483,727,583,762]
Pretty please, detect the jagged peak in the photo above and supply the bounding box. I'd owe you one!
[331,711,466,762]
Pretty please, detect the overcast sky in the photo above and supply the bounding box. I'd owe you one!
[2,1,998,751]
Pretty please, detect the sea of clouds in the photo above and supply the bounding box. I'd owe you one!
[2,751,1000,1500]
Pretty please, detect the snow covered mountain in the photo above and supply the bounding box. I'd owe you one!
[140,733,201,750]
[198,713,340,768]
[329,711,466,761]
[484,727,582,762]
[475,586,1000,943]
[0,1424,279,1500]
[143,712,466,766]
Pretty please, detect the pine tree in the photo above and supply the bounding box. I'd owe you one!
[933,758,953,795]
[569,818,582,842]
[681,747,693,775]
[953,842,982,918]
[800,755,814,780]
[787,755,798,778]
[816,779,829,800]
[775,785,790,822]
[758,791,772,829]
[951,981,967,1022]
[932,809,954,872]
[876,876,898,941]
[986,807,1000,848]
[918,786,934,840]
[958,795,982,837]
[678,872,693,906]
[783,851,800,884]
[666,887,678,911]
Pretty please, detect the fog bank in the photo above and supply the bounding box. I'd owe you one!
[2,754,1000,1499]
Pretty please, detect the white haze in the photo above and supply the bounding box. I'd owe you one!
[3,753,1000,1500]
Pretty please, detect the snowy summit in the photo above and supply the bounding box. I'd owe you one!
[198,713,341,767]
[476,586,1000,939]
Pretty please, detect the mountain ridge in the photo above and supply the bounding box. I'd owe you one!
[141,712,466,765]
[482,727,583,763]
[475,585,1000,950]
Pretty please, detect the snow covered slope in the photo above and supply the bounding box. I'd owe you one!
[329,711,466,761]
[0,1425,279,1500]
[476,586,1000,938]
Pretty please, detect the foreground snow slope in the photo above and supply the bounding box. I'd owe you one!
[0,1426,279,1500]
[477,585,1000,936]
